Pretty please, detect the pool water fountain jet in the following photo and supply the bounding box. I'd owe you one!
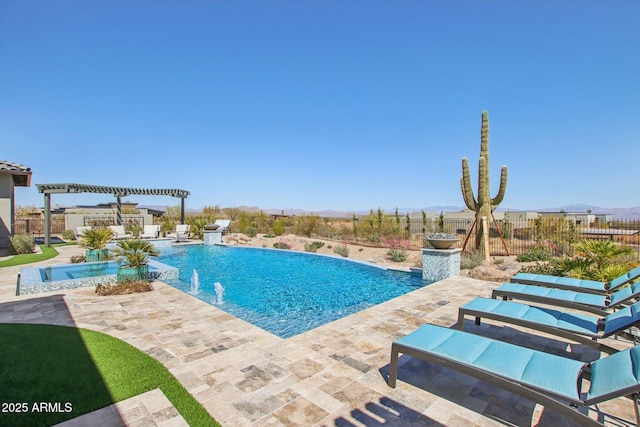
[213,282,225,305]
[190,269,200,295]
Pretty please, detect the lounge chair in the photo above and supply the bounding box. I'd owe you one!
[510,266,640,295]
[139,225,160,239]
[175,224,190,242]
[457,297,640,354]
[108,225,133,240]
[388,323,640,427]
[214,219,231,232]
[74,226,92,242]
[492,281,640,316]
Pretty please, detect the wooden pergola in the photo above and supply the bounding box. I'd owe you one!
[36,183,190,247]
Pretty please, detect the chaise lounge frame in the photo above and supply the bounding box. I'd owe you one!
[388,324,640,427]
[457,297,640,354]
[510,266,640,295]
[492,281,640,316]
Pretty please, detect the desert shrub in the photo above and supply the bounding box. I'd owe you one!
[125,221,143,238]
[385,238,409,262]
[304,241,325,252]
[95,280,153,296]
[516,245,554,262]
[531,216,578,253]
[387,248,408,262]
[159,216,175,235]
[61,229,76,240]
[460,251,484,270]
[294,215,320,237]
[272,220,285,236]
[273,239,291,250]
[243,226,257,237]
[333,244,349,257]
[186,218,207,239]
[70,254,86,263]
[9,234,35,255]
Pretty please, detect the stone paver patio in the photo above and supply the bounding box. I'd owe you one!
[0,245,637,426]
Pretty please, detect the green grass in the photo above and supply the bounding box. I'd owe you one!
[0,244,65,268]
[0,324,219,427]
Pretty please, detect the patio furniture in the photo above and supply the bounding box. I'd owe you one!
[510,266,640,295]
[457,297,640,354]
[492,281,640,316]
[175,224,190,242]
[108,225,133,240]
[74,226,92,242]
[140,225,160,239]
[214,219,231,232]
[388,323,640,427]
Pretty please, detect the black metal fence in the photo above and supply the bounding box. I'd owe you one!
[420,217,640,259]
[13,215,640,260]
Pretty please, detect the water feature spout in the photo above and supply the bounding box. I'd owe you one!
[213,282,225,305]
[190,269,200,295]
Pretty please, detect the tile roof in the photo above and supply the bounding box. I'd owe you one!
[0,160,31,173]
[0,160,32,186]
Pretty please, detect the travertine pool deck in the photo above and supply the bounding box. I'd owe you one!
[0,246,636,426]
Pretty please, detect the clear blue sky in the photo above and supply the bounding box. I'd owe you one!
[2,1,638,213]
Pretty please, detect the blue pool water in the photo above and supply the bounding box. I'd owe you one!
[41,261,119,281]
[158,245,429,338]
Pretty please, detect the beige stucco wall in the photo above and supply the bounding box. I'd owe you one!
[64,207,153,230]
[0,174,15,248]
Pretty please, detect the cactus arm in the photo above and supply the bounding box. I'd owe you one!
[461,157,478,211]
[491,165,508,210]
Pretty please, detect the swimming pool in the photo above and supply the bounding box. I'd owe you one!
[158,245,429,338]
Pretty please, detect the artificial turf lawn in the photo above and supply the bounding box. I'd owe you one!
[0,324,219,427]
[0,245,61,268]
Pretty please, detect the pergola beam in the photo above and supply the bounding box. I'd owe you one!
[36,183,190,247]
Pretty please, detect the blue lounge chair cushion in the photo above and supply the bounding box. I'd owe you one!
[461,298,601,336]
[495,283,607,308]
[394,324,585,400]
[511,273,605,292]
[603,303,640,336]
[610,281,640,306]
[608,266,640,292]
[587,345,640,402]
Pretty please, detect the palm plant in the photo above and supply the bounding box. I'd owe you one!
[557,239,635,282]
[113,239,159,268]
[186,218,207,240]
[80,228,114,250]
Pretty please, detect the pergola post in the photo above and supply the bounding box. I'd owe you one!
[180,197,186,224]
[116,195,122,225]
[44,193,51,247]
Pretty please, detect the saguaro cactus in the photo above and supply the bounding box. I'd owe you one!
[460,110,508,254]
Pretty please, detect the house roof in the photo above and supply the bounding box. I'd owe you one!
[36,183,189,198]
[0,160,32,186]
